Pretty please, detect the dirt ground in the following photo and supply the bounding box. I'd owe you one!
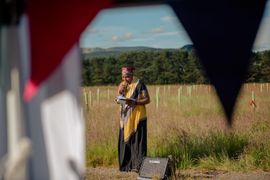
[85,167,270,180]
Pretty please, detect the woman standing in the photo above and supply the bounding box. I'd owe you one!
[116,66,150,172]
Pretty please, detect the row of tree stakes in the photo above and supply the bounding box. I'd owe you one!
[82,83,269,110]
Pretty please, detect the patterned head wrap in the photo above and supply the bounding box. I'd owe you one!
[122,66,135,76]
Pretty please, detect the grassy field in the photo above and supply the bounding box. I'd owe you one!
[83,83,270,172]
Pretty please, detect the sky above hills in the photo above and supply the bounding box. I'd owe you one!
[80,2,270,51]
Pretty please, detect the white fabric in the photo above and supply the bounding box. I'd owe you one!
[0,26,8,159]
[28,44,85,180]
[0,15,29,179]
[1,14,84,180]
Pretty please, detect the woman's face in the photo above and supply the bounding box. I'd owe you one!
[122,74,133,84]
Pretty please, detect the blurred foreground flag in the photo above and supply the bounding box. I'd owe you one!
[24,0,111,100]
[0,2,30,179]
[23,0,111,179]
[1,0,111,179]
[27,44,85,180]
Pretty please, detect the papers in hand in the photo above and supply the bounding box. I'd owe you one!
[116,95,136,105]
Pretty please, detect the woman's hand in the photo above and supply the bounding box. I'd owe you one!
[118,81,128,95]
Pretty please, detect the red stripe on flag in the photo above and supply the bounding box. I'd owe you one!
[24,0,112,101]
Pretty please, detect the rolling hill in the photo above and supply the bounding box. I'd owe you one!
[81,45,194,59]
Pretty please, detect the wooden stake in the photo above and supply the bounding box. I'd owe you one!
[88,90,92,108]
[250,91,256,113]
[97,88,100,103]
[156,87,160,109]
[84,89,88,107]
[178,87,182,106]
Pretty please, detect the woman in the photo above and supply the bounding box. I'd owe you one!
[116,66,150,172]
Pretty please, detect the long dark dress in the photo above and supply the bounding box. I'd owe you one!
[118,78,149,172]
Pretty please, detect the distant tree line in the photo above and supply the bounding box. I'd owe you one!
[82,49,270,86]
[247,50,270,82]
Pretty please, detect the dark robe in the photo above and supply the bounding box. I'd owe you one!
[118,78,149,171]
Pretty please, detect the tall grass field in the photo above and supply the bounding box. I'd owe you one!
[83,83,270,171]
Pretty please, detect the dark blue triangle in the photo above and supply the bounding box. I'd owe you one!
[168,0,267,126]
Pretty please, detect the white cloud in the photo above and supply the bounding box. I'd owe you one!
[88,28,98,33]
[160,16,176,22]
[81,27,99,39]
[153,31,179,37]
[150,27,165,33]
[131,37,155,42]
[111,32,134,42]
[123,32,133,40]
[112,35,119,41]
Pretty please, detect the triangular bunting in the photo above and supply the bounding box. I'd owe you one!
[168,0,267,125]
[24,0,112,101]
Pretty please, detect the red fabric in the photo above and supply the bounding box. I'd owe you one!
[249,100,257,108]
[24,0,112,101]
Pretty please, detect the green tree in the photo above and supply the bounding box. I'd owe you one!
[81,49,270,86]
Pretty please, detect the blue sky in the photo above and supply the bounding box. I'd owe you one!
[254,0,270,51]
[80,2,270,51]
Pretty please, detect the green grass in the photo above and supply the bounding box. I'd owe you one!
[86,122,270,171]
[84,84,270,171]
[149,130,248,169]
[86,140,118,167]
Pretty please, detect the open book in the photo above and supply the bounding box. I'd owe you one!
[115,95,136,105]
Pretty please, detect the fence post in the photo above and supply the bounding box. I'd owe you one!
[178,87,182,106]
[88,90,92,108]
[250,91,256,113]
[156,87,160,109]
[187,86,192,96]
[252,91,255,101]
[83,89,88,109]
[97,88,100,103]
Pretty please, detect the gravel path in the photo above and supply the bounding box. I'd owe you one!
[85,167,137,180]
[85,167,270,180]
